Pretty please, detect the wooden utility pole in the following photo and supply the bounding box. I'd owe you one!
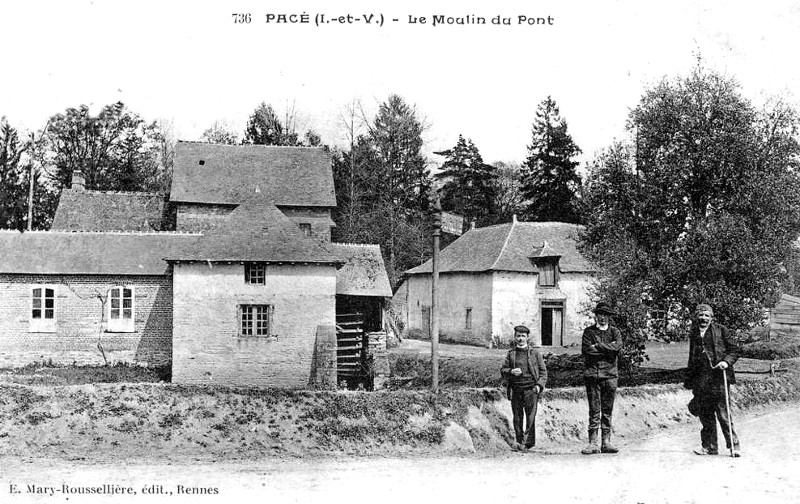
[431,198,442,391]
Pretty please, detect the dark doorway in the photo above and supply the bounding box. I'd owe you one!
[541,301,564,346]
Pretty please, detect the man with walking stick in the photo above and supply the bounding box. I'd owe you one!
[684,303,741,457]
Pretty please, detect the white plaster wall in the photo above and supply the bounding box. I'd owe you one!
[172,263,336,387]
[491,272,539,345]
[492,271,596,347]
[404,273,493,345]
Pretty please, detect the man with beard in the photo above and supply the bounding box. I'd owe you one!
[685,303,741,457]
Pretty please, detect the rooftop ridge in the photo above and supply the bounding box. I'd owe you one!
[177,140,324,150]
[66,189,164,197]
[489,219,516,270]
[0,229,201,236]
[330,242,381,248]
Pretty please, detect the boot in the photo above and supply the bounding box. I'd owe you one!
[601,430,619,453]
[581,429,599,455]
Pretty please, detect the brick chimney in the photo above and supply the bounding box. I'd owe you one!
[71,170,85,191]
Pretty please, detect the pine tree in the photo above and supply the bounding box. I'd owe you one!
[243,102,286,145]
[435,134,497,228]
[0,118,29,229]
[520,96,582,223]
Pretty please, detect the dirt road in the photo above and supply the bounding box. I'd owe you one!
[2,405,798,504]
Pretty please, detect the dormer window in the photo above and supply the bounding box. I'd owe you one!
[299,223,312,237]
[538,259,558,287]
[530,241,560,288]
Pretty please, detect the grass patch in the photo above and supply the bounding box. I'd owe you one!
[0,362,170,385]
[741,330,800,360]
[388,353,686,389]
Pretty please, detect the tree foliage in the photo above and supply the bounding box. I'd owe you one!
[492,161,525,224]
[520,96,582,223]
[332,95,432,286]
[243,102,292,145]
[44,102,169,193]
[0,118,30,229]
[435,134,497,228]
[200,120,239,145]
[581,66,800,363]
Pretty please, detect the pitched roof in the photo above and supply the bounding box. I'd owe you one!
[330,243,392,297]
[164,195,341,265]
[0,230,200,275]
[51,190,165,231]
[170,141,336,207]
[405,221,594,275]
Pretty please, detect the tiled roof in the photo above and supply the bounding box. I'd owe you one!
[170,141,336,207]
[0,230,200,275]
[164,195,341,265]
[51,190,165,231]
[405,221,594,275]
[330,243,392,297]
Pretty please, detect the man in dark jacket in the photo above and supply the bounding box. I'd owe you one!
[685,303,741,456]
[581,302,622,454]
[501,325,547,450]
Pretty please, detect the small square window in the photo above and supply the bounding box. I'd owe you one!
[299,223,312,237]
[245,263,266,284]
[239,304,272,337]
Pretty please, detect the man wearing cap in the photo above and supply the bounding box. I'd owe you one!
[581,302,622,454]
[685,303,741,456]
[501,325,548,450]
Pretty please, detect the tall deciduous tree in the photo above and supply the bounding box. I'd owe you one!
[434,134,497,228]
[201,120,239,145]
[520,96,582,223]
[492,161,525,224]
[581,66,800,368]
[44,102,168,193]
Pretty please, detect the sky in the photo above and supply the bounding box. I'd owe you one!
[2,0,800,166]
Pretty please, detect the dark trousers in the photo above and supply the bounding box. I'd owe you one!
[585,377,617,431]
[510,387,539,447]
[697,393,739,452]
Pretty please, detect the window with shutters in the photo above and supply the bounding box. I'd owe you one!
[538,260,558,287]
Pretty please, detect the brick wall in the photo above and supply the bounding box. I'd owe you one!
[0,274,172,367]
[171,263,336,388]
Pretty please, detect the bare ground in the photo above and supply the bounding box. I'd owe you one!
[2,403,798,504]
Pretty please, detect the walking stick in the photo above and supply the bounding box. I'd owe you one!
[721,367,735,458]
